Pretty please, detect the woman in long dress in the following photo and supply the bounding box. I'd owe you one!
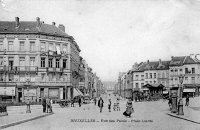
[123,99,134,117]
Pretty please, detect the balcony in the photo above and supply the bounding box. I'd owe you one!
[0,66,38,73]
[0,81,70,87]
[46,67,64,73]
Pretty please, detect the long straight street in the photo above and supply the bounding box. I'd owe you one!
[3,94,200,130]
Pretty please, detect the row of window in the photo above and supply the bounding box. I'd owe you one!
[0,57,68,69]
[145,73,157,79]
[0,41,68,53]
[0,73,68,82]
[0,57,36,66]
[134,72,167,80]
[170,68,195,74]
[41,42,68,53]
[170,77,195,81]
[41,58,68,68]
[135,83,144,88]
[0,41,36,51]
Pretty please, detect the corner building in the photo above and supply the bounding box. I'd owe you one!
[0,17,80,102]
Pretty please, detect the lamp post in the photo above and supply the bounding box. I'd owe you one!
[177,74,184,115]
[12,89,14,103]
[25,78,31,113]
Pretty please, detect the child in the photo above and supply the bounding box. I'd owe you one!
[108,99,111,112]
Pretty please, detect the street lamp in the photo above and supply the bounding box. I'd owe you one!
[177,74,184,115]
[25,78,31,113]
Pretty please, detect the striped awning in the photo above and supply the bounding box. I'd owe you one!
[183,89,195,92]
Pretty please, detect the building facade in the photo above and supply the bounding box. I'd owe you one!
[0,17,81,102]
[169,56,200,96]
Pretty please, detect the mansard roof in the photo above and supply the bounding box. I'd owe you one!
[133,60,170,72]
[0,21,69,37]
[169,56,199,66]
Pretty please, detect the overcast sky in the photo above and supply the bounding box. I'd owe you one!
[1,0,200,81]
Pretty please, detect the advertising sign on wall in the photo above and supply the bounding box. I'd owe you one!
[0,87,15,96]
[24,89,37,96]
[49,88,59,98]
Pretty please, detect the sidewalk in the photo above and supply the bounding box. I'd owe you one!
[0,106,54,129]
[167,96,200,124]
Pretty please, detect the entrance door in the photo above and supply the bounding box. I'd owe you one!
[18,92,22,102]
[40,88,44,99]
[9,60,14,70]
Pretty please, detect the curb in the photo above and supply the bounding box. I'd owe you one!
[0,112,54,129]
[166,113,200,124]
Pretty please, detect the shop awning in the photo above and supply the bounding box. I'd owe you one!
[74,88,81,97]
[163,91,169,94]
[142,88,149,91]
[183,89,195,92]
[143,83,164,88]
[76,88,84,96]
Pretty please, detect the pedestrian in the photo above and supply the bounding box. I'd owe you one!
[185,94,189,106]
[123,99,134,118]
[42,98,46,113]
[168,95,172,110]
[94,98,97,105]
[50,98,53,113]
[108,99,111,112]
[98,97,104,113]
[46,98,51,113]
[71,98,74,107]
[78,97,82,107]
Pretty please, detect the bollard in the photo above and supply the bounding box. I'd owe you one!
[171,92,177,113]
[177,99,184,115]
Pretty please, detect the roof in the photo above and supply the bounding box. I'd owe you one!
[0,21,70,37]
[157,61,170,70]
[133,60,170,72]
[134,62,147,72]
[0,20,81,52]
[143,83,164,88]
[169,56,199,66]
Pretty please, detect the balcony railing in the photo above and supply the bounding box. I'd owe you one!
[0,81,70,86]
[45,67,64,73]
[0,66,38,73]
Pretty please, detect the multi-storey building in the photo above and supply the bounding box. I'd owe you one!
[132,62,146,91]
[124,70,132,99]
[78,57,85,95]
[0,17,81,102]
[117,72,126,97]
[143,60,170,87]
[169,56,200,96]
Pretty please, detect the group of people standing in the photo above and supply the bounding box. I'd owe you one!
[95,96,134,118]
[71,96,83,107]
[42,98,53,113]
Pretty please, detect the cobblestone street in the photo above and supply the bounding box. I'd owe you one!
[3,95,200,130]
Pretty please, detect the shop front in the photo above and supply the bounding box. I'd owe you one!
[183,84,200,97]
[0,85,16,102]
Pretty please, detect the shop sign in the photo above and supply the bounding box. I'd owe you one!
[24,89,37,96]
[0,87,15,96]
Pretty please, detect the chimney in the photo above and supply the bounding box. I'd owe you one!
[171,56,174,60]
[36,17,40,27]
[147,60,149,64]
[58,24,65,32]
[159,59,162,65]
[52,22,56,26]
[15,17,19,27]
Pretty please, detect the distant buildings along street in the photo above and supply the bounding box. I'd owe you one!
[115,55,200,100]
